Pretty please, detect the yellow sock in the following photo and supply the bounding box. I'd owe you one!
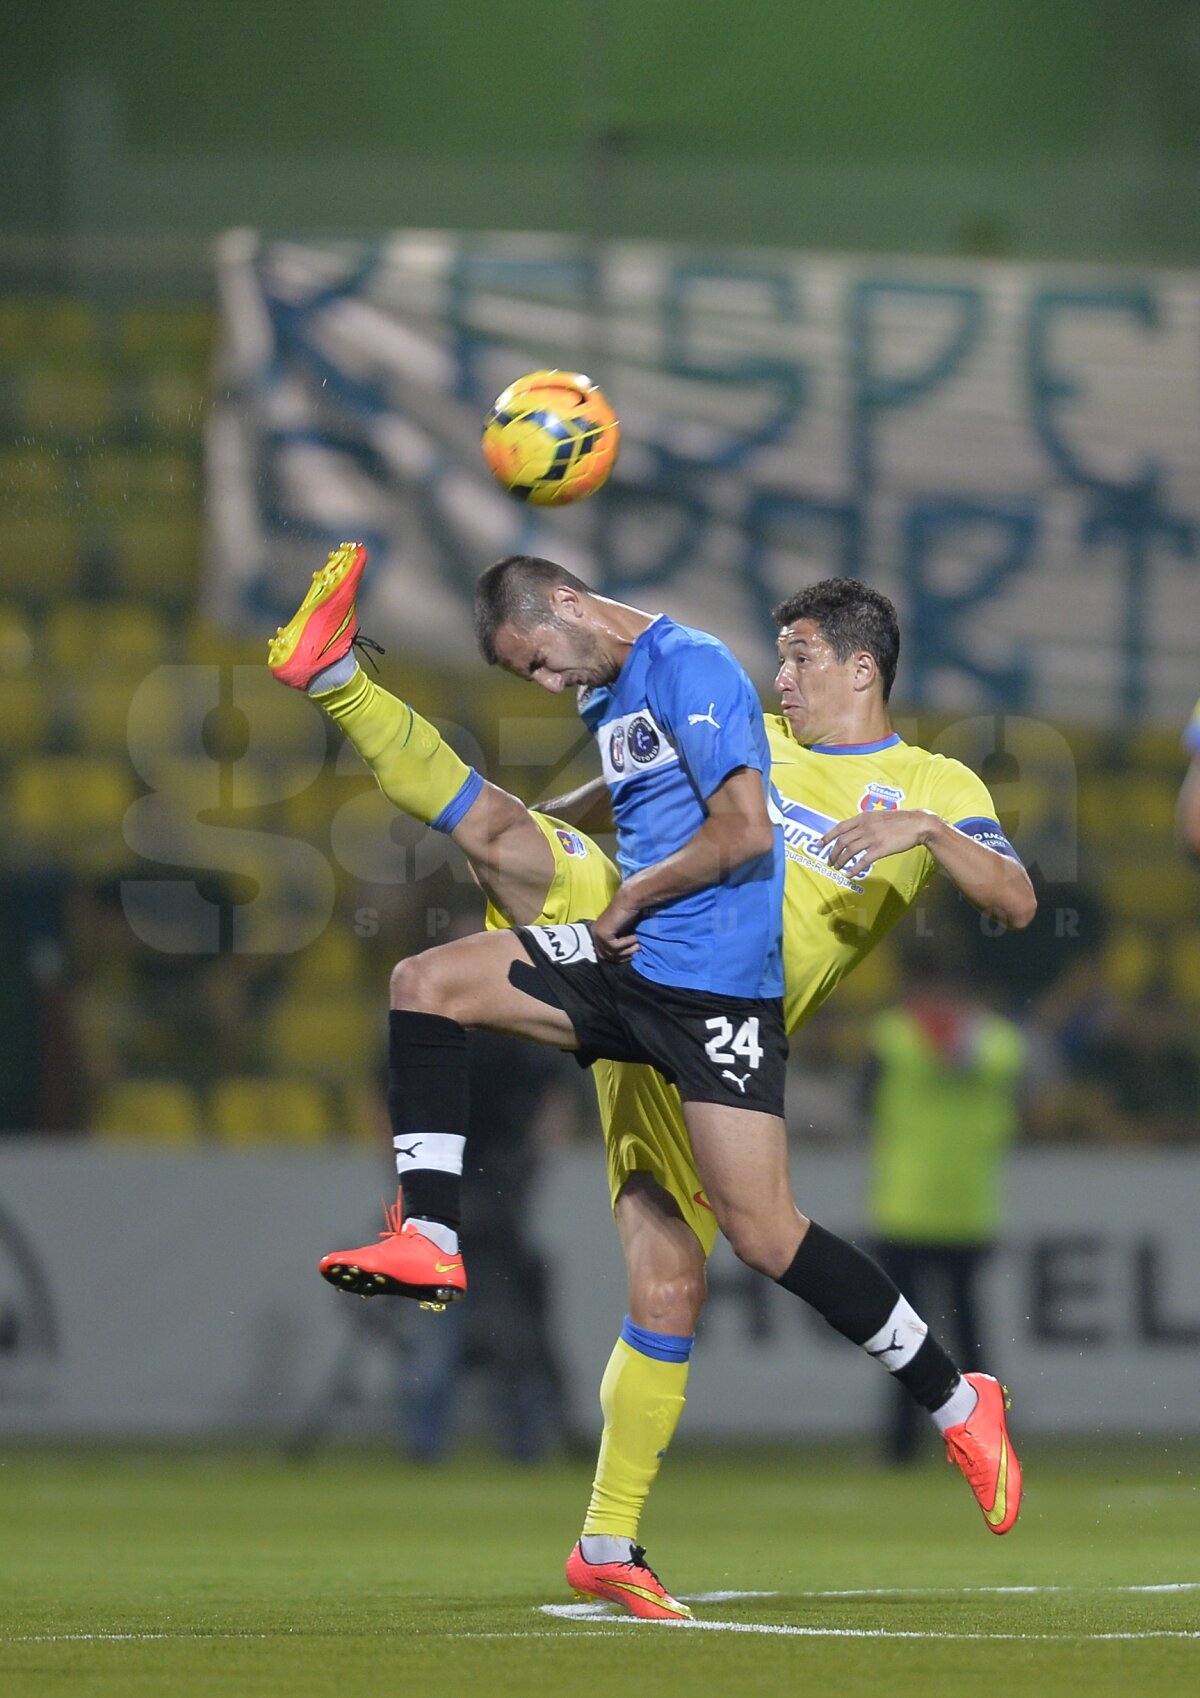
[316,665,481,828]
[582,1330,691,1541]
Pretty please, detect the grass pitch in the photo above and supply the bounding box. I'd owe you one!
[1,1440,1197,1698]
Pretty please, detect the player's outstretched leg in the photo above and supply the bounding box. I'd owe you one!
[774,1220,1023,1533]
[268,541,484,832]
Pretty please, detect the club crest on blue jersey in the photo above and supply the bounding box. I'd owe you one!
[859,782,905,813]
[555,827,588,858]
[627,715,661,764]
[609,724,626,773]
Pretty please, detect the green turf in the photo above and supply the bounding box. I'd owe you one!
[1,1441,1197,1697]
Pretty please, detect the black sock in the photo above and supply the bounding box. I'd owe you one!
[776,1221,960,1411]
[387,1009,468,1230]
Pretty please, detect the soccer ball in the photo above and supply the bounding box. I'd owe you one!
[482,369,619,506]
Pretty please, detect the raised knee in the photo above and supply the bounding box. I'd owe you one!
[723,1217,795,1281]
[389,951,448,1014]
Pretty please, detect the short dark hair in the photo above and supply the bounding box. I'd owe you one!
[772,577,900,701]
[474,555,593,665]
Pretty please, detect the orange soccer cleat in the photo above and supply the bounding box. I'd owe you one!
[565,1540,692,1622]
[267,540,368,690]
[319,1200,466,1311]
[944,1372,1022,1535]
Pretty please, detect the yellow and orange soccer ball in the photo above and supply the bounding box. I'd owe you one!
[481,369,620,506]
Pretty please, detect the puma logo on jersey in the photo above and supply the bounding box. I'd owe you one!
[721,1069,751,1094]
[394,1141,424,1159]
[688,702,721,728]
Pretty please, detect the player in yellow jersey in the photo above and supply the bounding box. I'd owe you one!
[269,548,1035,1617]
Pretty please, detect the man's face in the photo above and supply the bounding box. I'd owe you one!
[493,617,618,693]
[774,618,862,743]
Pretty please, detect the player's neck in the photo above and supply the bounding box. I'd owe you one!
[586,595,659,669]
[803,708,894,749]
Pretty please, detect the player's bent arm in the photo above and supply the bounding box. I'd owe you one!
[449,780,557,926]
[1177,762,1200,862]
[920,814,1037,928]
[593,766,775,959]
[821,807,1036,929]
[539,774,613,834]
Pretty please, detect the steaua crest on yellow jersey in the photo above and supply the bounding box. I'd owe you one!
[858,782,905,812]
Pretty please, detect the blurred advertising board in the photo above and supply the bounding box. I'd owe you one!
[1,1142,1196,1439]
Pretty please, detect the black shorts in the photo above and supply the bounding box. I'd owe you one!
[512,921,787,1115]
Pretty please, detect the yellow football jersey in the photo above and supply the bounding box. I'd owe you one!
[766,717,1013,1031]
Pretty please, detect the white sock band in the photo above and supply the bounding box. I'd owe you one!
[306,653,358,696]
[392,1132,465,1177]
[931,1375,979,1433]
[862,1296,928,1372]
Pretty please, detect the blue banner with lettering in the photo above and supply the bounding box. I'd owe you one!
[208,231,1199,726]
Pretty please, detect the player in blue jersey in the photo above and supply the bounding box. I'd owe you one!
[319,554,798,1312]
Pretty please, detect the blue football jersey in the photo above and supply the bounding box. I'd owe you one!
[579,616,784,998]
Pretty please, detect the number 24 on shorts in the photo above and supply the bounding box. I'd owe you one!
[703,1015,763,1071]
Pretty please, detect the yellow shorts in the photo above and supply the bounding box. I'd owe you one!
[487,810,718,1257]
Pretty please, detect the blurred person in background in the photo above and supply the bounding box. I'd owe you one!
[0,873,77,1132]
[1178,697,1200,861]
[864,932,1025,1464]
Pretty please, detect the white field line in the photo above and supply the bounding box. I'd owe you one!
[533,1584,1200,1641]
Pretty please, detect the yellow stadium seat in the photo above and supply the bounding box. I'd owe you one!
[9,755,136,869]
[0,606,35,675]
[276,766,342,840]
[287,926,366,991]
[68,674,159,754]
[137,366,208,439]
[184,618,261,668]
[228,672,327,760]
[86,451,199,516]
[91,1079,203,1143]
[1126,725,1188,772]
[118,304,214,366]
[1102,927,1162,998]
[210,1076,335,1144]
[1079,774,1178,841]
[0,516,86,602]
[46,601,168,673]
[0,298,97,359]
[0,298,39,358]
[261,997,384,1081]
[1101,859,1196,927]
[1168,933,1200,1006]
[0,676,53,755]
[19,362,120,438]
[104,515,201,600]
[0,448,77,513]
[38,299,100,356]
